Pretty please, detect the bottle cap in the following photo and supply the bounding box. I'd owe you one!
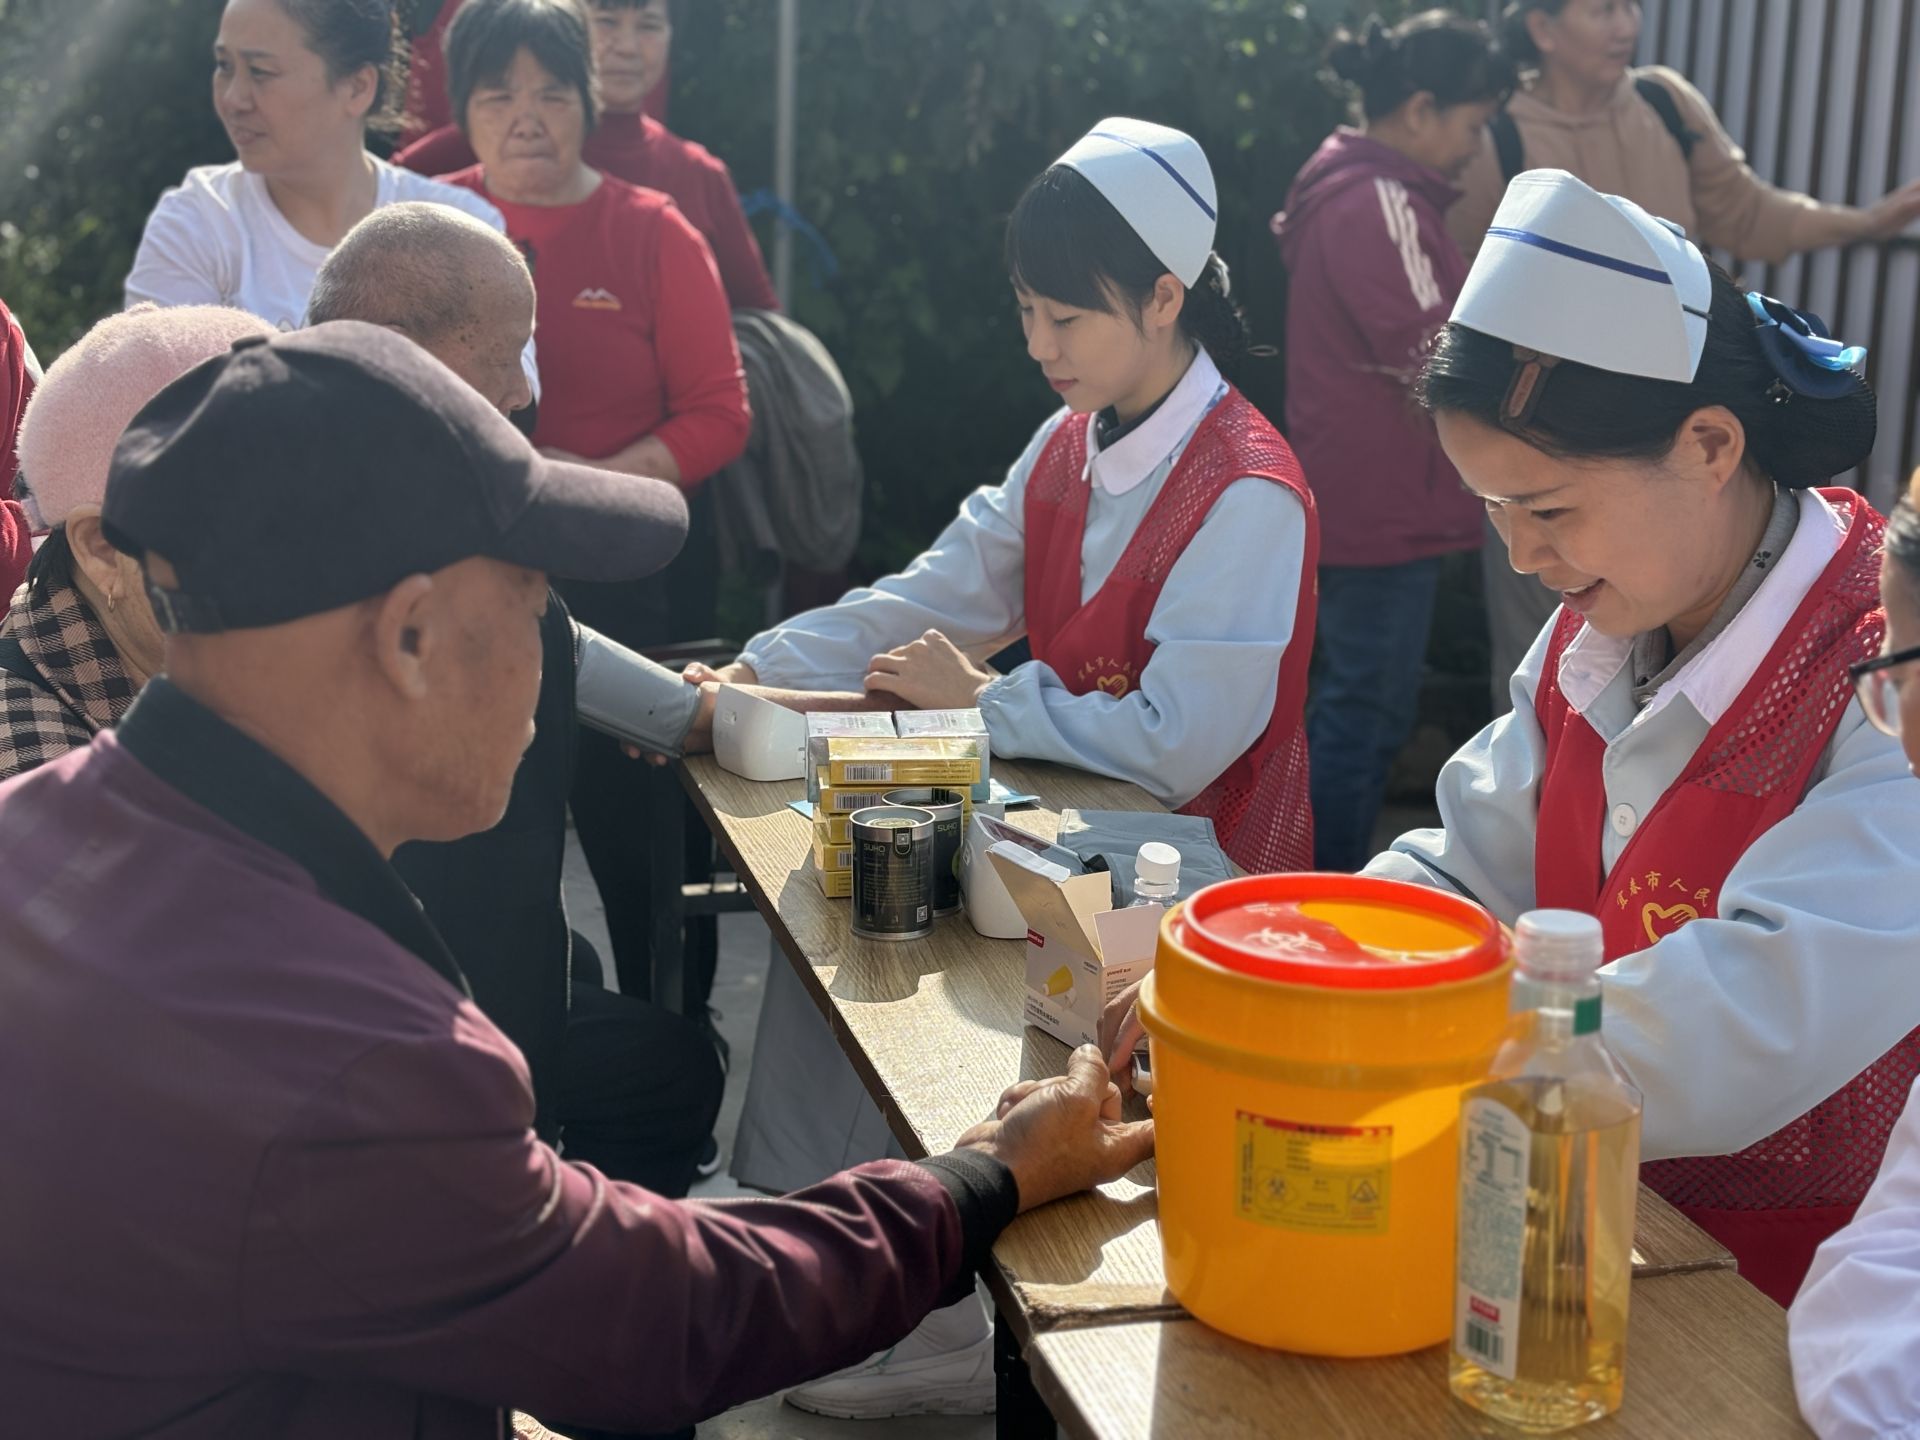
[1514,909,1604,982]
[1136,842,1182,885]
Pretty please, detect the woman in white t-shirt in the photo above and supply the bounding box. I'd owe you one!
[126,0,524,356]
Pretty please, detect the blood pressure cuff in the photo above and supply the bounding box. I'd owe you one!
[573,624,702,758]
[1054,809,1235,909]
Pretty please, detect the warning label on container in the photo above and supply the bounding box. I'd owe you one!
[1235,1112,1392,1236]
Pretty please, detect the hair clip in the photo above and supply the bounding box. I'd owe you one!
[1501,346,1562,431]
[1746,292,1867,403]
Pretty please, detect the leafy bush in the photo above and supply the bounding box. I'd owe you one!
[2,0,1396,566]
[0,0,231,352]
[671,0,1374,572]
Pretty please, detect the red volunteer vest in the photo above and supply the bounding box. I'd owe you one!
[1534,490,1919,1304]
[1023,389,1319,873]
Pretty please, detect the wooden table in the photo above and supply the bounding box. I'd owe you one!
[1028,1270,1810,1439]
[679,757,1780,1435]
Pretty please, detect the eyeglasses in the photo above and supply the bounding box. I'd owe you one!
[1849,643,1920,738]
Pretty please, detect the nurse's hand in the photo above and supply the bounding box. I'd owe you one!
[955,1046,1154,1212]
[865,630,996,710]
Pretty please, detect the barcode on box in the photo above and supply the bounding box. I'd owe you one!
[841,763,894,784]
[1463,1317,1503,1366]
[827,791,887,812]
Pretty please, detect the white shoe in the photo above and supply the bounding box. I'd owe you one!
[783,1298,995,1420]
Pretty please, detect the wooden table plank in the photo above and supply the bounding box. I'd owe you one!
[679,757,1736,1344]
[681,755,1178,1338]
[1028,1270,1808,1440]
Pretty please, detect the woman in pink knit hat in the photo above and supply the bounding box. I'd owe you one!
[0,304,272,780]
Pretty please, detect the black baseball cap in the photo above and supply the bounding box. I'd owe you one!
[102,321,689,634]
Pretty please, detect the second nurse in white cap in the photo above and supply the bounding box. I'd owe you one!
[698,117,1320,875]
[1367,168,1920,1306]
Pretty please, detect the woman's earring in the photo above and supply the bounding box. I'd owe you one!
[107,587,118,613]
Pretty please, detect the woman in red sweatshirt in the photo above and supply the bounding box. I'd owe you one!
[1275,12,1515,871]
[439,0,750,992]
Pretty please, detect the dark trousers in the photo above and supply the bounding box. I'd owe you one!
[561,490,720,999]
[560,954,723,1200]
[1306,556,1444,873]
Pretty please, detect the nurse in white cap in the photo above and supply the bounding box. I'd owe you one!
[697,117,1319,877]
[705,118,1320,1424]
[1365,168,1920,1306]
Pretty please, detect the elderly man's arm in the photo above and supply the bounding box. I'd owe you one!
[573,624,703,757]
[241,1021,1147,1434]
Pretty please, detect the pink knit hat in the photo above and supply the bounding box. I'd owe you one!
[14,304,275,530]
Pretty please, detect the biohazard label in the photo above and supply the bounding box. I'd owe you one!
[1235,1112,1392,1236]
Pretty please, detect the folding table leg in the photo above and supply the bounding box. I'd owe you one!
[995,1312,1059,1438]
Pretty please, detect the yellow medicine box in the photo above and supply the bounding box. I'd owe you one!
[815,861,852,898]
[812,826,853,873]
[824,737,983,790]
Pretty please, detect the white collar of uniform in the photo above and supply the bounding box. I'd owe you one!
[1083,348,1225,498]
[1555,488,1849,724]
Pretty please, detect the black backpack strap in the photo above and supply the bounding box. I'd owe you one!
[1490,109,1525,184]
[0,633,52,697]
[1634,74,1699,163]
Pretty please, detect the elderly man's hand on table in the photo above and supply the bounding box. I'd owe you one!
[953,1046,1153,1213]
[1102,978,1149,1101]
[684,659,758,688]
[865,630,997,711]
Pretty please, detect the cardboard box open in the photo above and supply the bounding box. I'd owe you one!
[986,842,1161,1050]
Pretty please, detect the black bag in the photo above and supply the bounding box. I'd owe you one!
[1490,74,1698,183]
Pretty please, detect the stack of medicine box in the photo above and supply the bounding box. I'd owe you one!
[808,725,986,899]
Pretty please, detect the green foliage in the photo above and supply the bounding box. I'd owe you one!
[0,0,1408,579]
[671,0,1383,574]
[0,0,231,351]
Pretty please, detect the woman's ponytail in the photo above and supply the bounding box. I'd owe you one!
[1180,254,1251,382]
[1326,10,1516,119]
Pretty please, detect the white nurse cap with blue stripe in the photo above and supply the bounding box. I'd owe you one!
[1056,117,1217,288]
[1453,169,1712,384]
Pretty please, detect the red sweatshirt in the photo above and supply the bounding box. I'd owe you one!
[443,169,750,487]
[400,0,666,141]
[0,502,28,603]
[401,113,779,312]
[2,296,34,505]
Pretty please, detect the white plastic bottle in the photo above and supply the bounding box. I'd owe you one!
[1129,842,1181,907]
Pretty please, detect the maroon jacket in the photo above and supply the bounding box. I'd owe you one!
[0,681,1011,1438]
[1275,130,1482,568]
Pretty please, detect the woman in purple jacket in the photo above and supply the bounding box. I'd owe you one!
[1276,10,1515,871]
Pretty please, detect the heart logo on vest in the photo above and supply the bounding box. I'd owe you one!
[1641,902,1699,946]
[1096,673,1131,698]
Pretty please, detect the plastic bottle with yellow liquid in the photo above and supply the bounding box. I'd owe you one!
[1450,910,1642,1433]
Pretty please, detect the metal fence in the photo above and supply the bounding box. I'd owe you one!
[1488,0,1920,507]
[1643,0,1920,505]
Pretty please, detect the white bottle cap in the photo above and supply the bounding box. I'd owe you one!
[1514,909,1604,982]
[1136,842,1182,885]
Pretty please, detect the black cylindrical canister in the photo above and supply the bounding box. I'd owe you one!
[849,806,935,941]
[883,787,964,916]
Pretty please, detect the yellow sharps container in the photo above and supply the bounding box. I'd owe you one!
[1139,873,1512,1356]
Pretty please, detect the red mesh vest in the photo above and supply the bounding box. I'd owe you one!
[1533,490,1917,1304]
[1022,390,1318,873]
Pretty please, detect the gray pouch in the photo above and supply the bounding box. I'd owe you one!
[1054,809,1235,908]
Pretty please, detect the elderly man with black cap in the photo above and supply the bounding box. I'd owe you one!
[0,323,1152,1438]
